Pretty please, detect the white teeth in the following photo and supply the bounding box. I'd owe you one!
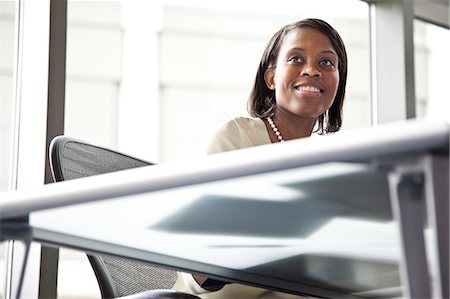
[297,86,320,92]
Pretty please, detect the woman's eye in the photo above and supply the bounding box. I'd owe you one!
[288,56,303,63]
[320,59,335,67]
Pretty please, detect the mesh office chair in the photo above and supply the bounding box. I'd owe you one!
[49,135,200,299]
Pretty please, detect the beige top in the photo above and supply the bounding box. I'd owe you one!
[205,117,271,154]
[174,272,306,299]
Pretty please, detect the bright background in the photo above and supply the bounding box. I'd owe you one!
[1,0,449,298]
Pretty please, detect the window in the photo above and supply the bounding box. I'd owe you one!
[64,0,371,163]
[0,1,16,298]
[414,20,450,120]
[0,0,16,192]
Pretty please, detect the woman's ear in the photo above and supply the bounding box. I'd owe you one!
[264,68,275,90]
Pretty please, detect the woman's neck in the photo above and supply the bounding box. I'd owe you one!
[270,113,316,141]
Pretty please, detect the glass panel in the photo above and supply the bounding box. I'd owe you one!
[0,1,16,297]
[414,20,450,120]
[65,1,122,148]
[0,0,16,192]
[64,0,371,163]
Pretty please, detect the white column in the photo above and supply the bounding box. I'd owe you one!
[118,0,163,161]
[370,0,416,125]
[6,0,52,298]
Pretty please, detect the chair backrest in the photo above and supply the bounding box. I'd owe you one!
[49,135,180,298]
[50,136,151,182]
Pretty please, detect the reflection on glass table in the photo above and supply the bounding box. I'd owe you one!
[31,163,402,298]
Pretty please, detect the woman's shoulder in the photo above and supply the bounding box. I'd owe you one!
[222,116,265,131]
[204,116,269,154]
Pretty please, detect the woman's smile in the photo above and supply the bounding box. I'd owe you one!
[294,83,324,97]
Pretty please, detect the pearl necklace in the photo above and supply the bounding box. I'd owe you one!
[266,116,285,142]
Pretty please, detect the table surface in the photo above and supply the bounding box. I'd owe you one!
[2,118,449,298]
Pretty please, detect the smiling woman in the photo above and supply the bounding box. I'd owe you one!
[203,18,347,155]
[174,19,348,298]
[261,20,347,138]
[265,27,340,135]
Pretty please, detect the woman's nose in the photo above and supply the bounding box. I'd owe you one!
[300,63,321,77]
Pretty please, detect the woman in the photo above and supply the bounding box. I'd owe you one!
[175,18,348,298]
[206,17,347,154]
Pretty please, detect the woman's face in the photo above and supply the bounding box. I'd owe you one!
[264,27,339,120]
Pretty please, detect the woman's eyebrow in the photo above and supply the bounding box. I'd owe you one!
[289,47,337,57]
[321,49,338,57]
